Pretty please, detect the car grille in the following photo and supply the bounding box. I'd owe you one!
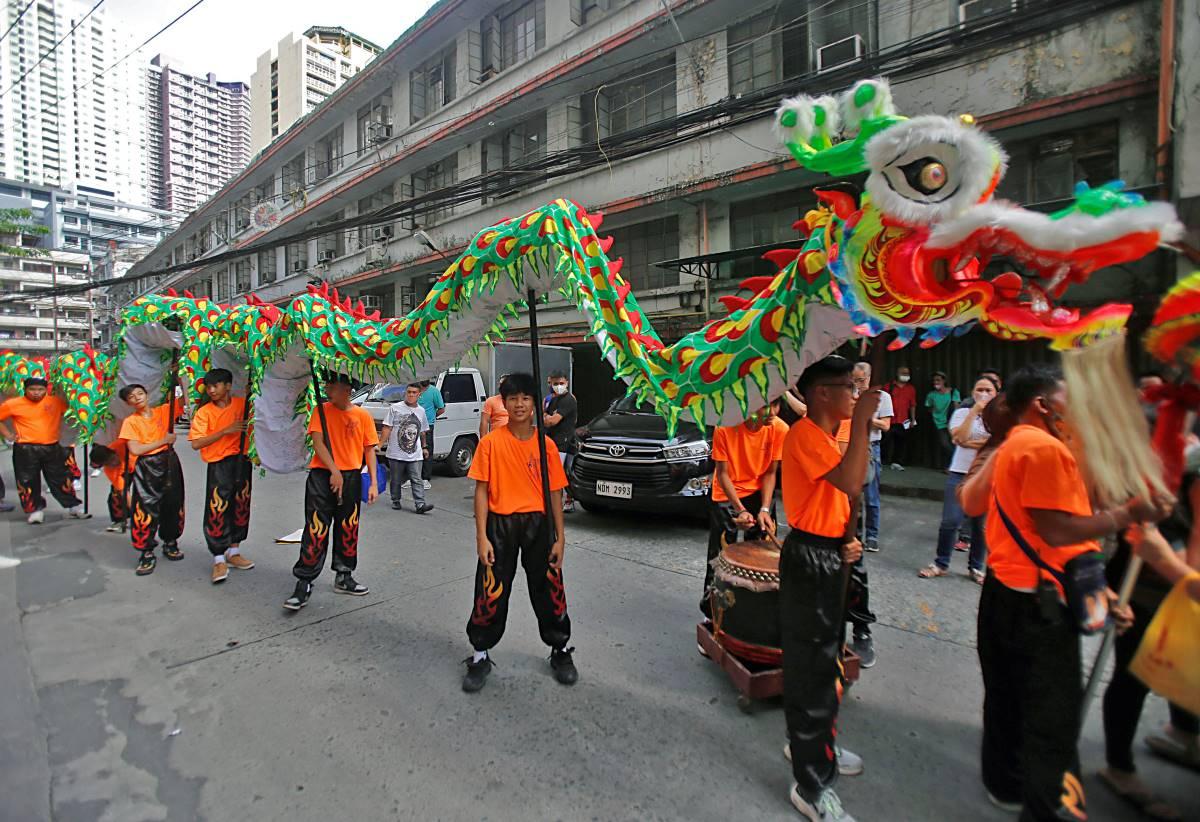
[572,455,678,492]
[578,440,662,462]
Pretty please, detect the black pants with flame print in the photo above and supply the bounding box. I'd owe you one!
[466,511,571,652]
[203,454,252,556]
[128,450,185,553]
[13,443,82,513]
[293,468,361,581]
[107,484,127,523]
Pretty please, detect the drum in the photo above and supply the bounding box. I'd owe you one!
[709,536,781,666]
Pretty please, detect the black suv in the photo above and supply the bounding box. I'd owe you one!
[570,395,712,517]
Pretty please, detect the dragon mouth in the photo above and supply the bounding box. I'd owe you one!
[921,200,1181,339]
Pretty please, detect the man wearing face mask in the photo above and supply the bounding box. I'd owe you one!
[543,372,578,514]
[978,363,1163,819]
[883,366,917,469]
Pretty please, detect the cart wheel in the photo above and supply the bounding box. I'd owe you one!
[736,695,754,714]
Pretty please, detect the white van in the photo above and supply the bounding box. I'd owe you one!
[354,368,487,476]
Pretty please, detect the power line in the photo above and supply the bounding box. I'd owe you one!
[0,0,105,97]
[0,0,36,45]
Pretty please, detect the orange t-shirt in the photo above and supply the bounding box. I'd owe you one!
[307,402,379,471]
[189,397,247,463]
[0,394,67,444]
[985,424,1099,596]
[483,395,509,429]
[468,425,568,515]
[102,440,128,491]
[781,417,850,537]
[118,405,172,466]
[835,419,851,444]
[711,417,788,502]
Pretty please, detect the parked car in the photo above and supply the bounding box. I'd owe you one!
[570,394,712,517]
[354,368,487,476]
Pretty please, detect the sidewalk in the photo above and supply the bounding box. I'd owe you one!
[879,464,944,502]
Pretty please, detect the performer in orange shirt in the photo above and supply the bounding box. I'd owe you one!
[778,356,878,822]
[478,373,511,437]
[0,377,87,524]
[189,368,255,585]
[118,384,185,576]
[284,372,379,611]
[462,372,574,693]
[701,400,787,619]
[88,440,128,533]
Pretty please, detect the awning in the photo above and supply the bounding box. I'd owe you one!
[653,241,806,280]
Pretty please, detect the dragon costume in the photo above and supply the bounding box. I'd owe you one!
[53,77,1179,468]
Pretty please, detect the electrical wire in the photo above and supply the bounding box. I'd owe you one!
[0,0,36,45]
[0,0,105,97]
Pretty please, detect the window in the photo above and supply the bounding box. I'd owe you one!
[810,0,874,72]
[286,241,308,274]
[607,216,679,291]
[579,57,676,144]
[482,111,547,200]
[313,128,343,182]
[357,93,393,151]
[357,186,395,247]
[216,267,234,302]
[570,0,614,26]
[727,3,809,96]
[409,153,458,226]
[282,153,305,195]
[995,123,1119,205]
[479,0,544,75]
[254,253,273,287]
[410,45,457,123]
[730,189,817,277]
[442,372,479,403]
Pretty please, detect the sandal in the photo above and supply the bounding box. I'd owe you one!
[970,568,986,585]
[135,552,156,576]
[162,543,184,561]
[917,563,948,579]
[1098,767,1181,821]
[1146,727,1200,773]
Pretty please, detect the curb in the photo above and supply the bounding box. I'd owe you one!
[880,483,943,502]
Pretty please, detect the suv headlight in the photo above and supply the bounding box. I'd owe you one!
[662,441,710,460]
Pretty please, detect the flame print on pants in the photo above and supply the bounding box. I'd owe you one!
[233,481,251,528]
[17,484,34,514]
[547,567,567,617]
[471,565,504,626]
[1060,772,1087,820]
[299,510,328,568]
[204,487,228,540]
[340,506,359,558]
[130,505,153,552]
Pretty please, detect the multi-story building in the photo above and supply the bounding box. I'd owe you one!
[0,0,150,206]
[250,26,381,154]
[124,0,1198,428]
[0,243,95,356]
[147,55,251,219]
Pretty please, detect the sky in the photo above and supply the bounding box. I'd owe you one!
[103,0,439,82]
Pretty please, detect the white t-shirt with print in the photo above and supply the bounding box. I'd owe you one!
[871,391,894,443]
[947,406,988,473]
[383,402,430,461]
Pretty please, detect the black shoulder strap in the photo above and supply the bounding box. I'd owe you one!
[993,494,1065,586]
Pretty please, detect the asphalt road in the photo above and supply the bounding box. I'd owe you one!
[1,444,1194,821]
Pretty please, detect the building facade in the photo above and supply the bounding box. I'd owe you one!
[125,0,1196,426]
[0,0,151,207]
[250,26,382,154]
[0,243,94,356]
[147,56,251,219]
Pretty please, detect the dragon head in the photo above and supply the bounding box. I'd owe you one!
[776,79,1183,349]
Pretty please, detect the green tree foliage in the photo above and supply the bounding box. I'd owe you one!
[0,207,48,258]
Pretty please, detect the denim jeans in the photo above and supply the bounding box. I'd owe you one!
[388,458,425,506]
[422,424,434,481]
[935,471,985,572]
[864,441,881,543]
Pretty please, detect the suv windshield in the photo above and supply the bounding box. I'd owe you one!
[611,394,655,414]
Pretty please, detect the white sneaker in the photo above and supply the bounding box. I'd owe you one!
[790,785,855,821]
[423,479,431,490]
[89,468,102,477]
[68,505,91,519]
[782,744,863,776]
[891,463,905,471]
[27,509,44,524]
[73,479,82,492]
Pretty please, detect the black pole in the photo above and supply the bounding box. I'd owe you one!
[527,289,555,533]
[167,348,180,435]
[237,358,252,457]
[307,358,335,482]
[82,443,89,515]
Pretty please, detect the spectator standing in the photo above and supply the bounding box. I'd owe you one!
[479,374,511,438]
[381,384,434,514]
[544,372,579,513]
[852,362,892,553]
[925,372,960,466]
[883,366,917,469]
[918,376,998,583]
[417,379,445,489]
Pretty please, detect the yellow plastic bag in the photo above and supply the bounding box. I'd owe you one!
[1130,573,1200,716]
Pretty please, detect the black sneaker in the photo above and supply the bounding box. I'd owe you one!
[391,500,403,510]
[333,573,369,596]
[851,636,876,669]
[135,552,156,576]
[549,646,578,685]
[162,543,184,561]
[283,580,313,611]
[864,539,879,553]
[462,655,494,693]
[414,503,435,514]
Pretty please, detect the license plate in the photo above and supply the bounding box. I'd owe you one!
[595,480,632,499]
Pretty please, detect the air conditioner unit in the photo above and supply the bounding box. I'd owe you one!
[365,244,388,264]
[292,260,306,273]
[372,225,394,242]
[958,0,1018,24]
[816,34,865,73]
[317,250,336,264]
[368,121,393,143]
[360,295,382,311]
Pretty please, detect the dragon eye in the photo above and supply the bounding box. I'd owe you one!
[900,158,948,195]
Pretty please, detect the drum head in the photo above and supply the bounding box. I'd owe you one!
[720,538,780,577]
